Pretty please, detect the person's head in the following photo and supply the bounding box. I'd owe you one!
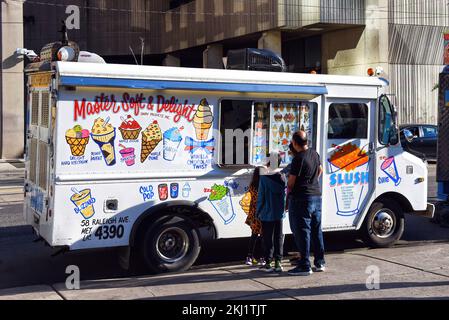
[288,143,298,157]
[291,131,309,152]
[250,166,262,188]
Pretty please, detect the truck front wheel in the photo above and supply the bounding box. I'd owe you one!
[141,216,201,273]
[361,200,405,248]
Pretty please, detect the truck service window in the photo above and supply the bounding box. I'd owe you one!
[220,100,252,165]
[328,103,368,139]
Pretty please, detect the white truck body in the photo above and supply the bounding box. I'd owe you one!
[24,62,433,264]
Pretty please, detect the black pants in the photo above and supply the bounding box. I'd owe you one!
[247,233,264,258]
[261,221,284,262]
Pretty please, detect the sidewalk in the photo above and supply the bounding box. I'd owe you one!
[1,242,448,300]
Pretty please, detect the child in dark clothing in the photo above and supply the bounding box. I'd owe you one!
[257,153,286,273]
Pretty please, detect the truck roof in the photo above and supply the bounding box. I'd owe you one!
[56,62,387,88]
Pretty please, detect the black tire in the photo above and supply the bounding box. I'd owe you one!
[361,200,405,248]
[140,215,201,274]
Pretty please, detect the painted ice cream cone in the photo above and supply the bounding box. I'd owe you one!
[193,98,213,140]
[65,125,90,156]
[279,124,285,138]
[119,115,142,140]
[239,192,252,215]
[141,120,162,163]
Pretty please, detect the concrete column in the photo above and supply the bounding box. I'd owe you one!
[203,44,224,69]
[321,0,389,77]
[1,0,24,159]
[258,30,282,55]
[162,54,180,67]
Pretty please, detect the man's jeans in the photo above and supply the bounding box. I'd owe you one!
[289,196,325,269]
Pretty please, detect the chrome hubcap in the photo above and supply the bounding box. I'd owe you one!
[372,209,396,238]
[156,227,189,263]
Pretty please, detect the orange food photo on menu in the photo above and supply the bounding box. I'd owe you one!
[330,143,368,172]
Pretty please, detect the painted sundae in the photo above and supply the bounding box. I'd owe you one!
[66,125,90,156]
[284,113,295,123]
[141,120,162,163]
[208,184,235,225]
[193,98,213,140]
[119,115,142,140]
[163,126,184,161]
[287,104,293,113]
[274,113,283,122]
[280,104,285,112]
[91,118,116,166]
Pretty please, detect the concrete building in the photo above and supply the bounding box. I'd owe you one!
[1,0,447,158]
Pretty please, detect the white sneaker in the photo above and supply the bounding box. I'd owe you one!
[313,265,326,272]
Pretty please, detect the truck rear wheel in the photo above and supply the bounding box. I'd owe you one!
[141,216,201,273]
[361,200,405,248]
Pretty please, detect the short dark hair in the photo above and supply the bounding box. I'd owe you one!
[292,131,308,147]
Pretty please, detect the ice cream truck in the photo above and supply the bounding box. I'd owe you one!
[23,45,434,273]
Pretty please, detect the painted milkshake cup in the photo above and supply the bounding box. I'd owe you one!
[208,184,236,225]
[119,147,136,166]
[70,189,95,219]
[381,157,401,186]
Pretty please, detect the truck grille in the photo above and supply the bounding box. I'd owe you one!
[31,92,39,126]
[40,92,49,128]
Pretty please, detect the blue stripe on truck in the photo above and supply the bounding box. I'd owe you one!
[59,76,328,95]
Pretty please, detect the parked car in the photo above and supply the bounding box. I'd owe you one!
[400,124,438,160]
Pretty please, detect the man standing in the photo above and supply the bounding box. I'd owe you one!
[287,131,325,276]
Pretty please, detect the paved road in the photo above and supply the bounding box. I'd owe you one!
[0,164,448,290]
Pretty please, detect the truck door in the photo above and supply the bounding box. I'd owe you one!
[322,99,375,229]
[24,73,53,227]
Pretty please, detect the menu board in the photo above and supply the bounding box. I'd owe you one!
[270,102,315,165]
[270,102,299,165]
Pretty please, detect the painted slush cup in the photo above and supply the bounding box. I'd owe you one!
[163,127,183,161]
[328,143,370,217]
